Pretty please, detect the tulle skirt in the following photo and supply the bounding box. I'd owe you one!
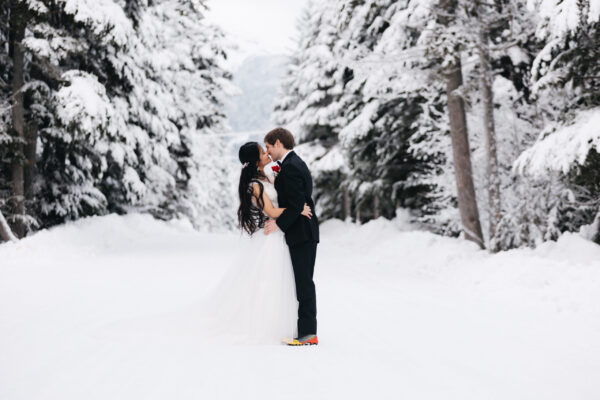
[205,228,298,344]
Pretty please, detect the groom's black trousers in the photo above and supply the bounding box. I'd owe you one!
[289,240,318,337]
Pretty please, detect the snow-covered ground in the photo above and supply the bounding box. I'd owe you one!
[1,214,599,400]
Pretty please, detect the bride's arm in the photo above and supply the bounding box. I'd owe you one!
[252,184,311,220]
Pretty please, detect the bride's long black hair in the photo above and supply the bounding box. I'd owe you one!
[238,142,267,235]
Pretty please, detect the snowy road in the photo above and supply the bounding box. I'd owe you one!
[1,214,599,400]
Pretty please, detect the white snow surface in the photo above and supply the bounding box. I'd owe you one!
[1,214,599,399]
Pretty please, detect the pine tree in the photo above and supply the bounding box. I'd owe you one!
[275,0,599,249]
[338,0,459,228]
[6,0,28,237]
[274,0,353,221]
[474,0,502,243]
[276,0,456,226]
[103,0,233,229]
[513,0,600,243]
[0,0,233,234]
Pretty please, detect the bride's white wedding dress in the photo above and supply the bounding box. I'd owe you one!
[206,178,298,344]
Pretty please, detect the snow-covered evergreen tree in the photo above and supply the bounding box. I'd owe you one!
[274,0,354,220]
[107,0,233,229]
[275,0,458,227]
[0,0,233,234]
[512,0,600,243]
[0,2,10,220]
[275,0,600,249]
[409,0,584,248]
[338,0,459,230]
[447,0,547,249]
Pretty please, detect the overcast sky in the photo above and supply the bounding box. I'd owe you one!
[205,0,308,60]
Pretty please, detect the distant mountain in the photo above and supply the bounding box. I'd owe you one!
[225,54,289,132]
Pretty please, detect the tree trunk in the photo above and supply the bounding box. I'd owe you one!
[24,121,38,200]
[593,211,600,245]
[9,0,27,238]
[343,187,351,221]
[478,22,501,248]
[373,195,380,219]
[445,59,485,249]
[0,209,18,242]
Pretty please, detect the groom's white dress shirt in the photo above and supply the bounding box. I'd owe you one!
[279,150,292,164]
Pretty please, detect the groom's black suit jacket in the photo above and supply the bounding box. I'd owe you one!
[274,151,320,247]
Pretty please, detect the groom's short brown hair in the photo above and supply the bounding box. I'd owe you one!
[265,127,295,149]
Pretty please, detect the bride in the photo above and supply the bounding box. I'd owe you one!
[208,141,312,344]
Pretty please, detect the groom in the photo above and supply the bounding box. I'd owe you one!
[264,127,319,346]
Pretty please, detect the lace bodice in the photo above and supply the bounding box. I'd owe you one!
[251,179,278,210]
[262,180,278,208]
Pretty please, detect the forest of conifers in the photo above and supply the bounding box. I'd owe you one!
[1,0,599,252]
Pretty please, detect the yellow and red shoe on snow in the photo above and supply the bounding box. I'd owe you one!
[283,335,318,346]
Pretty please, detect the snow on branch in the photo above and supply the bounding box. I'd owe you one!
[527,0,600,40]
[58,0,132,46]
[514,107,600,176]
[23,0,49,14]
[24,23,86,66]
[55,70,116,139]
[0,210,17,242]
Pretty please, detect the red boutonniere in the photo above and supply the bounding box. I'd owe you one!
[271,165,281,174]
